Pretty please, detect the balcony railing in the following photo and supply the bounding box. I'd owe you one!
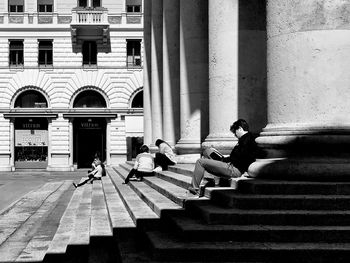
[0,11,143,26]
[71,8,108,25]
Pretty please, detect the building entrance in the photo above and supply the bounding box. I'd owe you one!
[73,118,106,168]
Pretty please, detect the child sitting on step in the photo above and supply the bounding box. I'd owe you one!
[123,144,154,184]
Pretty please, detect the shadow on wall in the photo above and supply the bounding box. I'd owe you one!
[71,27,112,54]
[248,130,350,181]
[238,0,267,136]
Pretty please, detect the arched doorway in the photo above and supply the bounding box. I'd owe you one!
[13,90,49,169]
[72,89,107,168]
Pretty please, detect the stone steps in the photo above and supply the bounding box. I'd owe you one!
[118,164,192,207]
[238,179,350,195]
[146,230,350,263]
[0,181,73,263]
[189,202,350,225]
[4,161,350,262]
[16,181,74,263]
[210,190,350,210]
[168,213,350,242]
[122,162,192,189]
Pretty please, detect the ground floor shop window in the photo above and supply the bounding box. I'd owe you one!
[14,118,48,169]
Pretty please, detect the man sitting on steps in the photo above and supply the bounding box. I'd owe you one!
[188,119,257,197]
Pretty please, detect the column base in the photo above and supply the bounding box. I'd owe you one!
[202,133,237,155]
[248,157,350,181]
[176,153,201,164]
[175,139,202,155]
[249,124,350,181]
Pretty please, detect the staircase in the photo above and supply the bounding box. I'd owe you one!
[2,163,350,262]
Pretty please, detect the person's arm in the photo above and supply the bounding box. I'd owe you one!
[88,168,98,176]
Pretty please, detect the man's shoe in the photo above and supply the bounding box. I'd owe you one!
[72,183,78,188]
[204,178,215,188]
[188,187,199,195]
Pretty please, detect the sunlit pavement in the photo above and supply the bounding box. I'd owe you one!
[0,170,87,213]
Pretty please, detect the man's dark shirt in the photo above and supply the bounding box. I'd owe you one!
[223,132,257,173]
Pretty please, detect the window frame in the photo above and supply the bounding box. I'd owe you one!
[9,40,24,67]
[9,5,24,13]
[38,4,53,13]
[126,39,141,68]
[82,41,97,66]
[126,5,141,13]
[38,40,53,67]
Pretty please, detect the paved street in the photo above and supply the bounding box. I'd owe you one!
[0,170,87,214]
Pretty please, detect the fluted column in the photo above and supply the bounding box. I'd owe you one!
[249,0,350,180]
[143,0,153,146]
[150,0,163,146]
[202,0,239,154]
[162,0,180,147]
[176,0,209,156]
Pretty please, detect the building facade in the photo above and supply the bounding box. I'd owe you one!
[145,0,350,180]
[0,0,144,171]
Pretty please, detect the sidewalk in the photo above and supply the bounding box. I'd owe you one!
[0,170,86,213]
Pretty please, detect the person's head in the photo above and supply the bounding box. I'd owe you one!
[94,159,101,166]
[139,144,150,153]
[230,119,249,139]
[155,139,165,147]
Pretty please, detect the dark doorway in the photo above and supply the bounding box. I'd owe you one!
[73,118,106,168]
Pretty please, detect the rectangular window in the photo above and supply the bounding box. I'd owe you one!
[126,5,141,13]
[9,5,24,12]
[126,0,141,13]
[9,40,24,67]
[93,0,101,8]
[38,40,53,66]
[9,0,24,12]
[38,5,53,12]
[83,41,97,66]
[38,0,53,12]
[127,40,141,67]
[78,0,87,7]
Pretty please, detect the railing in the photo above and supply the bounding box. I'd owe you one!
[0,11,143,26]
[71,9,108,24]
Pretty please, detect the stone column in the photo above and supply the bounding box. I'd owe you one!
[143,0,153,146]
[106,120,111,166]
[249,0,350,180]
[10,120,14,171]
[202,0,239,154]
[47,120,52,168]
[176,0,209,156]
[150,0,163,146]
[69,120,73,170]
[162,0,180,147]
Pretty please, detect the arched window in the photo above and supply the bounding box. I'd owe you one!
[131,90,143,108]
[73,90,106,108]
[14,90,48,108]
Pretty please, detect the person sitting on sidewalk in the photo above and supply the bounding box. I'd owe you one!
[153,139,177,172]
[73,159,103,188]
[188,119,257,196]
[123,144,154,184]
